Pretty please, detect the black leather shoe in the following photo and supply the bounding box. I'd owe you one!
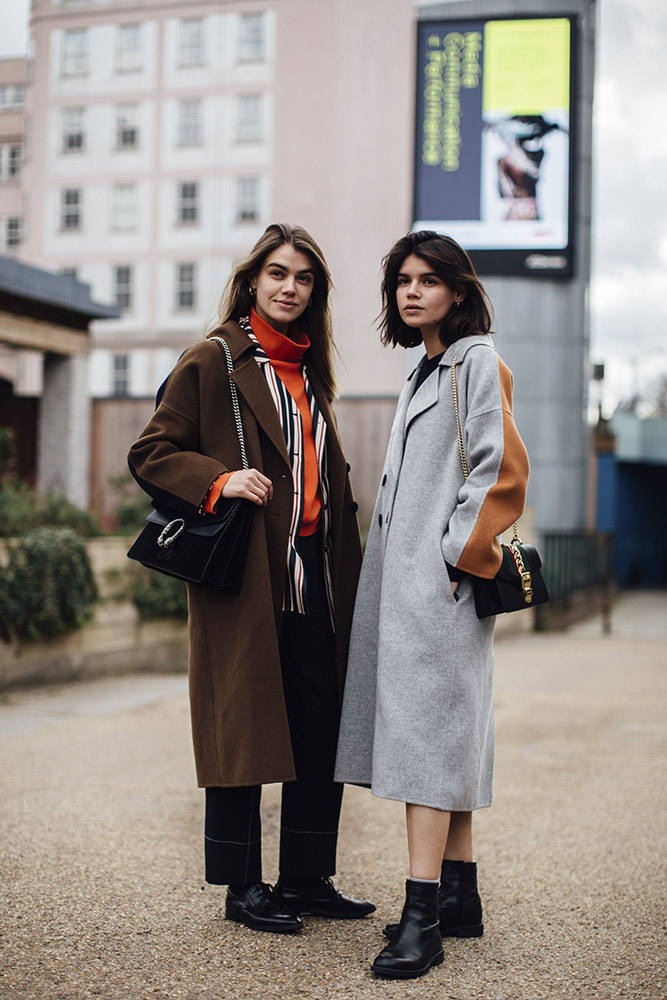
[274,876,376,919]
[371,880,443,980]
[225,882,303,933]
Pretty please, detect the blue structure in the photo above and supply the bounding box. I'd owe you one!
[596,413,667,588]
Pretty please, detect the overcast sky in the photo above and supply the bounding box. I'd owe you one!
[1,0,665,415]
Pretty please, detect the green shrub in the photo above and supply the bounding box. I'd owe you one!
[130,569,188,621]
[0,477,101,538]
[0,528,98,641]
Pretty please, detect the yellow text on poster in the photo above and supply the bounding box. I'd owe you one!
[482,18,570,114]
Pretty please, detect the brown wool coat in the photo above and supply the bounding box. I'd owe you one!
[128,321,362,787]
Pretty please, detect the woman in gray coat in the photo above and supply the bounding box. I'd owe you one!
[334,232,529,979]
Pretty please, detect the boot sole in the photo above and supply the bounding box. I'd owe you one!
[371,949,444,979]
[225,909,303,934]
[294,906,376,919]
[447,923,484,938]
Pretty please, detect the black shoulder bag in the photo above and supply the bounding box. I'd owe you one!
[127,337,254,594]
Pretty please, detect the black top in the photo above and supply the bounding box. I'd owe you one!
[415,351,444,392]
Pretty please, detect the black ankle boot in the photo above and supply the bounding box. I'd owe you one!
[383,859,484,940]
[438,859,484,937]
[371,880,443,980]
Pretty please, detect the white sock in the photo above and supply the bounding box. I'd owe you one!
[408,876,439,884]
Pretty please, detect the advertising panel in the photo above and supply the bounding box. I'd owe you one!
[413,17,575,276]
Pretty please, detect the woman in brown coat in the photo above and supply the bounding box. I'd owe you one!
[128,223,374,934]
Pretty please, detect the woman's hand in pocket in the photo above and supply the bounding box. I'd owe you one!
[222,469,273,506]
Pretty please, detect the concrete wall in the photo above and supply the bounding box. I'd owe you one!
[0,536,187,690]
[37,352,91,508]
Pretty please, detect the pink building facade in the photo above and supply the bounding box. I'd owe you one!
[22,0,414,403]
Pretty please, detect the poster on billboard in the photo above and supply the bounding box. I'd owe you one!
[413,17,575,277]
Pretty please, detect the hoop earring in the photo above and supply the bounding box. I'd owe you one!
[454,300,461,307]
[249,286,256,297]
[308,298,313,306]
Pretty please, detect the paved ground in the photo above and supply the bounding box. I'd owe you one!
[1,592,666,1000]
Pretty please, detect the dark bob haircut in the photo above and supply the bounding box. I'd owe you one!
[379,231,493,349]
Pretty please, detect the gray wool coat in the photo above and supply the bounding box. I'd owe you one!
[334,335,529,811]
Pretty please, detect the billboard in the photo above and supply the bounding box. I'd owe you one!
[413,17,575,277]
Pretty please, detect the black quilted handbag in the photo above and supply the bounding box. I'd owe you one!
[127,337,253,594]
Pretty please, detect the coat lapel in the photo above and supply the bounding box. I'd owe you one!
[210,322,290,467]
[404,366,440,432]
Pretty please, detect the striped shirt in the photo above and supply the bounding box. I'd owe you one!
[240,315,335,626]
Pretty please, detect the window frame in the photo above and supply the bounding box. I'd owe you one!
[111,353,130,397]
[115,104,139,150]
[60,188,82,231]
[177,98,203,147]
[236,94,263,144]
[114,23,143,74]
[111,182,139,232]
[61,108,85,154]
[178,18,205,68]
[235,176,260,223]
[61,29,88,77]
[176,181,199,226]
[175,262,197,311]
[113,264,133,311]
[238,13,266,63]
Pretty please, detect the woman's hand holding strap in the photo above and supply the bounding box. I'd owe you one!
[222,469,273,506]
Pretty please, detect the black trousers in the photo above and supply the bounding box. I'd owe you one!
[204,533,343,885]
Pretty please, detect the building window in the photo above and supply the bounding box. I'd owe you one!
[0,85,25,109]
[235,177,260,222]
[111,183,139,231]
[61,29,88,76]
[238,14,266,62]
[60,267,78,280]
[114,265,133,310]
[236,95,263,144]
[177,182,199,225]
[61,188,82,230]
[8,145,21,176]
[176,263,196,310]
[115,104,139,149]
[112,354,130,397]
[0,143,22,180]
[62,108,85,153]
[115,24,142,73]
[177,99,202,146]
[179,19,204,67]
[4,217,21,249]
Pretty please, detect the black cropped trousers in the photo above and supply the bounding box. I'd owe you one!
[203,533,343,885]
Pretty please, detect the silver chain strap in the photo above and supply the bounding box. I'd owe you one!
[209,337,249,470]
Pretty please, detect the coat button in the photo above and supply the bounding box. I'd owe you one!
[346,463,351,473]
[381,474,387,486]
[349,501,358,513]
[378,514,383,527]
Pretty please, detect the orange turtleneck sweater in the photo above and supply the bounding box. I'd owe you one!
[205,309,322,536]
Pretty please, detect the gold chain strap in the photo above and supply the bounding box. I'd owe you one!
[451,354,469,480]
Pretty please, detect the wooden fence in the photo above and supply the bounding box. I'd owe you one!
[90,395,399,530]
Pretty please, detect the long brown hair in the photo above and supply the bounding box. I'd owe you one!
[379,231,493,349]
[214,223,337,401]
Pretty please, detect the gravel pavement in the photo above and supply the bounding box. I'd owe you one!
[1,592,666,1000]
